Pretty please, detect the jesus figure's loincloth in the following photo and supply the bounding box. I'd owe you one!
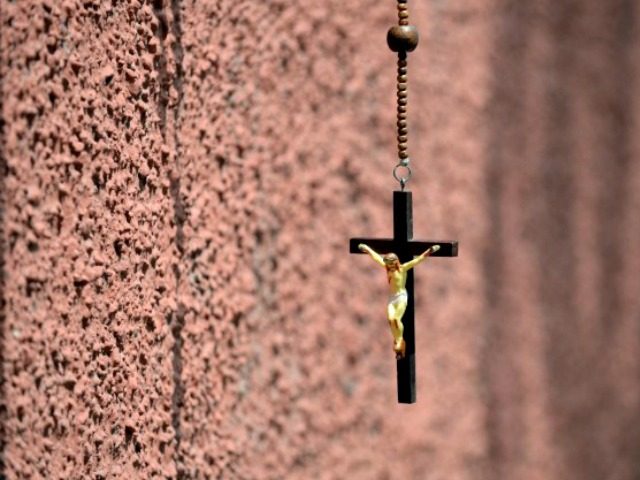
[388,289,408,308]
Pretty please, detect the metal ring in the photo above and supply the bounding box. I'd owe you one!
[393,163,412,190]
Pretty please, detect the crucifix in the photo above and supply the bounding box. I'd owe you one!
[349,0,458,404]
[350,192,458,403]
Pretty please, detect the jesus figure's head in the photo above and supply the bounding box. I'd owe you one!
[383,253,401,271]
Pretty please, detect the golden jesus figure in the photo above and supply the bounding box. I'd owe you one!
[358,243,441,358]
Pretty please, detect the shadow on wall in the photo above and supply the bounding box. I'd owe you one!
[484,1,640,479]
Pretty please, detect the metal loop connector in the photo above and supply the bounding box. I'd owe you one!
[393,163,412,190]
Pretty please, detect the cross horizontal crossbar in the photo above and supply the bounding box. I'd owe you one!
[349,238,458,257]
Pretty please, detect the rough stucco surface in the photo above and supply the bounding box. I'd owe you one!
[1,0,640,479]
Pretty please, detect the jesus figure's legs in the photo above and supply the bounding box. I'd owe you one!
[387,295,408,358]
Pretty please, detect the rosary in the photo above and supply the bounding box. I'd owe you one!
[349,0,459,404]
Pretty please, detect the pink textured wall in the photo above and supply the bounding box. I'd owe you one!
[1,0,640,479]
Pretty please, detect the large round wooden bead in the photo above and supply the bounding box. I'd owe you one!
[387,25,419,52]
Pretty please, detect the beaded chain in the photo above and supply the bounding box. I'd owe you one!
[387,0,419,190]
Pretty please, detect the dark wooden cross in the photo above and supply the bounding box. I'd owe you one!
[349,191,458,404]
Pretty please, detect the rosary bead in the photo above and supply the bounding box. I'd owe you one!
[397,3,409,25]
[387,25,419,52]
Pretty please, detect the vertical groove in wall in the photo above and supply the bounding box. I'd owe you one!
[169,0,186,478]
[483,2,531,477]
[539,1,577,473]
[0,16,6,473]
[152,0,186,476]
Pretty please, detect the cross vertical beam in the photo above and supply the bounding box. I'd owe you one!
[393,191,416,403]
[349,191,458,404]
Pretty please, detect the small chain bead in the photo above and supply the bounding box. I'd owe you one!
[398,3,409,26]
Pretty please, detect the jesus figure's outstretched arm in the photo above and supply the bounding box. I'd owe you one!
[401,245,440,271]
[358,243,386,267]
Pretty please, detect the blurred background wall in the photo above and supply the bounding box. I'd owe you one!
[1,0,640,478]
